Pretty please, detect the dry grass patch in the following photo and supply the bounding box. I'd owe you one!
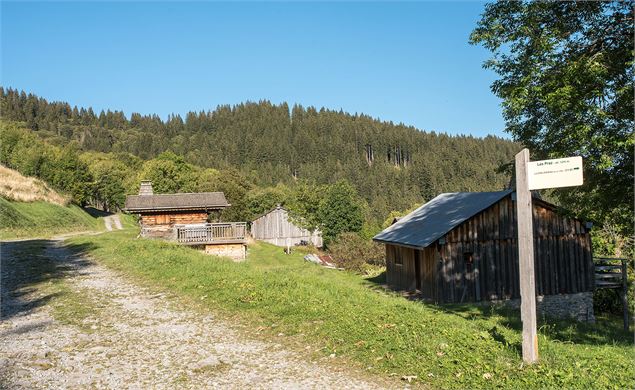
[0,164,69,205]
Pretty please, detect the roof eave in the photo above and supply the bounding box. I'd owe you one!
[123,205,229,212]
[372,238,429,250]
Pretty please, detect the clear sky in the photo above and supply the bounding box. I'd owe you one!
[1,1,507,138]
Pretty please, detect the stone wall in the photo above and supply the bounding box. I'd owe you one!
[499,292,595,322]
[204,244,246,261]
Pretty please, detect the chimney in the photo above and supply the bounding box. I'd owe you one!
[139,180,153,196]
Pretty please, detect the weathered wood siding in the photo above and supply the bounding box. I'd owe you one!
[386,244,416,291]
[385,245,437,300]
[251,208,323,247]
[140,211,208,226]
[385,195,594,304]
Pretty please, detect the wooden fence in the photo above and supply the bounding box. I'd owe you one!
[175,222,247,245]
[594,257,629,330]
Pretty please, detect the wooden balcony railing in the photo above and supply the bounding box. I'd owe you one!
[174,222,247,245]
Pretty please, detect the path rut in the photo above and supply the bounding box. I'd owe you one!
[103,215,122,232]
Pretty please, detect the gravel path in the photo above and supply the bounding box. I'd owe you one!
[103,215,122,231]
[0,238,393,389]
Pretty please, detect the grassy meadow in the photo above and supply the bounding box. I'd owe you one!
[0,164,106,239]
[67,229,634,389]
[0,197,104,239]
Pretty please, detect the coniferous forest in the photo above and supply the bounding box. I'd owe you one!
[0,87,519,238]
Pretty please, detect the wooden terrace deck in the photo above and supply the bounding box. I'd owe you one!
[174,222,247,245]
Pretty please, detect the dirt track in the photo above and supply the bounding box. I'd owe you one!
[0,238,392,389]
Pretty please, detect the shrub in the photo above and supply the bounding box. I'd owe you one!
[329,232,384,272]
[317,180,365,244]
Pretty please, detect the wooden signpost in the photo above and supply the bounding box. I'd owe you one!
[514,149,583,364]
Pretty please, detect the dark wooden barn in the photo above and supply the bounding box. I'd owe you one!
[373,190,595,320]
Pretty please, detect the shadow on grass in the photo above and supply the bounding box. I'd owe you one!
[365,270,386,285]
[364,272,632,348]
[437,302,633,348]
[83,207,113,218]
[0,239,97,321]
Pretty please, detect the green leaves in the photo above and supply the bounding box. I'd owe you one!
[471,0,634,236]
[317,180,365,244]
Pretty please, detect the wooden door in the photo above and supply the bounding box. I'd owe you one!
[420,248,437,300]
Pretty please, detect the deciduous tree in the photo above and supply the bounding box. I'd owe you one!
[471,1,634,234]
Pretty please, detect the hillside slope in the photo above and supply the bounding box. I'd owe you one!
[0,164,69,205]
[0,166,102,239]
[1,88,519,221]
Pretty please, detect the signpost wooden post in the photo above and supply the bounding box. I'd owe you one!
[515,149,539,364]
[514,149,583,364]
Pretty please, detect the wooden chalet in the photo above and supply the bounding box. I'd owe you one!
[373,190,595,320]
[124,181,247,260]
[251,205,323,248]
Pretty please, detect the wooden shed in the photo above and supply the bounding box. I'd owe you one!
[251,206,323,248]
[124,181,248,260]
[124,181,230,238]
[373,190,595,320]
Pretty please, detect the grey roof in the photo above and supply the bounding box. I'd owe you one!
[124,192,229,212]
[373,190,513,249]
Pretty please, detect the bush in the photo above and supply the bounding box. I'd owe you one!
[317,180,365,244]
[329,232,384,273]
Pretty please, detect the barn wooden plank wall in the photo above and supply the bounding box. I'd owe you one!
[385,245,416,291]
[141,211,208,226]
[385,195,594,303]
[251,208,322,247]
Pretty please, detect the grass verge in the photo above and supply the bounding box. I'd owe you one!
[0,197,103,239]
[66,230,634,388]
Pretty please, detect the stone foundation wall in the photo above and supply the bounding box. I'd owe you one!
[204,244,246,261]
[499,292,595,322]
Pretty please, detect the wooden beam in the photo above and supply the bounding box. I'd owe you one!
[515,148,539,364]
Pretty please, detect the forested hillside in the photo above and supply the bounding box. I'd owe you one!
[0,87,519,233]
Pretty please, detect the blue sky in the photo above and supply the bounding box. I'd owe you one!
[1,2,507,138]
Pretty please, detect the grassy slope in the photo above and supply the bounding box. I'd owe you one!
[67,229,634,389]
[0,164,69,204]
[0,197,103,239]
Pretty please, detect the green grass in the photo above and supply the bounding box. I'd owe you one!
[118,212,138,229]
[66,230,634,388]
[0,197,103,239]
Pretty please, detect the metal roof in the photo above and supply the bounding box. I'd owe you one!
[124,192,229,212]
[373,190,513,249]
